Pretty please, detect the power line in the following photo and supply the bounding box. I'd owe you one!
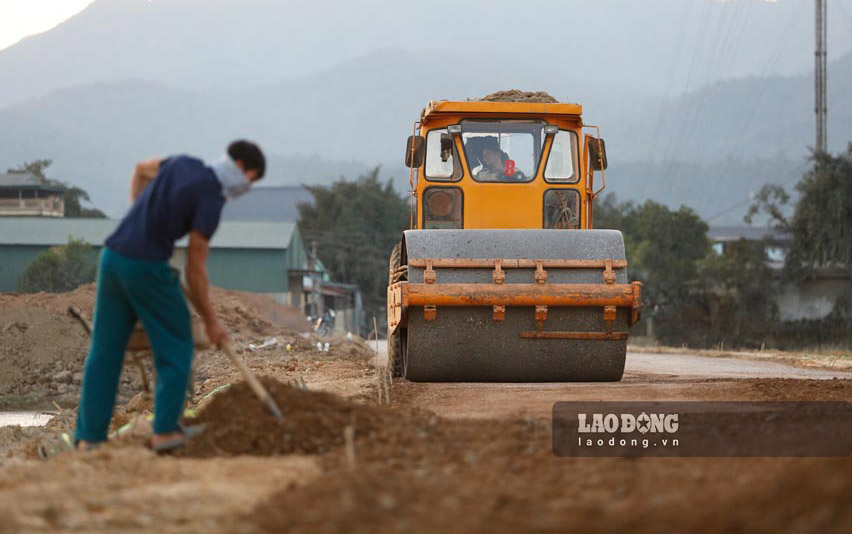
[705,159,809,224]
[838,1,852,38]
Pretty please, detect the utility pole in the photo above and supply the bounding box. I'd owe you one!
[815,0,827,153]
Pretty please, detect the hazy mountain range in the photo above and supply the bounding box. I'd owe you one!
[1,0,851,222]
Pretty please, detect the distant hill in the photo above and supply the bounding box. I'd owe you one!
[2,45,850,222]
[2,0,849,106]
[615,51,852,164]
[0,49,622,216]
[221,186,314,223]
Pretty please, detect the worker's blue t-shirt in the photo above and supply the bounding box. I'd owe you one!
[105,155,225,261]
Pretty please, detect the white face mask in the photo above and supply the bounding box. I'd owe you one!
[210,155,250,200]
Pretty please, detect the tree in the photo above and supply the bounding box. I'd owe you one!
[298,167,408,326]
[595,195,713,345]
[786,146,852,278]
[594,194,640,275]
[18,238,97,293]
[597,196,710,304]
[7,159,106,218]
[746,145,852,278]
[697,239,778,347]
[633,201,710,307]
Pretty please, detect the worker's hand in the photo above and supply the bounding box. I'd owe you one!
[205,318,229,348]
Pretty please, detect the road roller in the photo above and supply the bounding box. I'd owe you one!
[387,93,642,381]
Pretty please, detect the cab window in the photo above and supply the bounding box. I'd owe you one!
[461,120,544,183]
[544,130,579,183]
[425,128,456,180]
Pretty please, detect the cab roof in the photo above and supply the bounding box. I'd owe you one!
[421,100,583,122]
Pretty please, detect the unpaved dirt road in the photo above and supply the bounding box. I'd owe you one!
[1,313,849,534]
[377,342,852,419]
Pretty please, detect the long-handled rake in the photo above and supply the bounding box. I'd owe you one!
[181,284,285,420]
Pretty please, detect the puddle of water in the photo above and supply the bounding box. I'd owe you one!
[0,411,54,428]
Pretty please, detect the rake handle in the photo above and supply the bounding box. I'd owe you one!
[180,282,284,420]
[221,342,285,420]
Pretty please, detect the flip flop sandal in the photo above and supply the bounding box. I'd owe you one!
[152,424,206,454]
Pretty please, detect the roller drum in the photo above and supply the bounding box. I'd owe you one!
[400,229,632,382]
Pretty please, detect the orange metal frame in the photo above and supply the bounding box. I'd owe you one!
[390,100,641,342]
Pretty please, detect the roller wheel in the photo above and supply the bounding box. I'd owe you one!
[387,242,404,377]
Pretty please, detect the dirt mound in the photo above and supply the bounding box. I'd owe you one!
[0,283,307,338]
[250,458,852,534]
[209,287,307,334]
[218,289,308,331]
[478,89,560,103]
[182,378,390,457]
[739,378,852,400]
[250,431,852,534]
[0,306,89,407]
[0,284,308,408]
[0,284,97,318]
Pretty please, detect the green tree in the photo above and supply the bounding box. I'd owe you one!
[596,195,713,345]
[746,145,852,278]
[7,159,106,218]
[597,196,710,305]
[594,194,640,274]
[18,238,97,293]
[633,201,710,307]
[298,167,408,326]
[697,239,778,347]
[786,146,852,278]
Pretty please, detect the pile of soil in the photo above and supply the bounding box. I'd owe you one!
[249,454,851,534]
[182,378,391,457]
[0,284,98,317]
[0,284,308,408]
[182,375,466,464]
[238,377,852,534]
[215,288,308,333]
[738,377,852,400]
[0,306,89,407]
[478,89,560,103]
[0,283,307,338]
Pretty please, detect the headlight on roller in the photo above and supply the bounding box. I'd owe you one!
[424,187,463,229]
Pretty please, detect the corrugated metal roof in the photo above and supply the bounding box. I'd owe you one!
[0,172,43,187]
[0,217,296,250]
[178,221,296,249]
[708,226,789,242]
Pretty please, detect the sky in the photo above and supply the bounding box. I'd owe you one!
[0,0,95,50]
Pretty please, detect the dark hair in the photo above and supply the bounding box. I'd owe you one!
[227,139,266,179]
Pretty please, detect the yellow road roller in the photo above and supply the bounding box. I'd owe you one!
[387,91,642,381]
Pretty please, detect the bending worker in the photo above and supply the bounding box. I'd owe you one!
[74,140,265,452]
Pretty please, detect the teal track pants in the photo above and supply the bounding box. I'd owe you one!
[75,247,194,443]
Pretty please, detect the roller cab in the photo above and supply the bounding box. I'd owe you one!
[388,95,642,381]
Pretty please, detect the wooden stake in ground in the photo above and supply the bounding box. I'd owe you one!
[344,423,356,468]
[372,317,380,404]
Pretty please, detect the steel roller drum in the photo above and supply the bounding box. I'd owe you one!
[402,229,631,382]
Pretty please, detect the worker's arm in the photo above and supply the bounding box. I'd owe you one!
[186,230,228,347]
[129,158,162,203]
